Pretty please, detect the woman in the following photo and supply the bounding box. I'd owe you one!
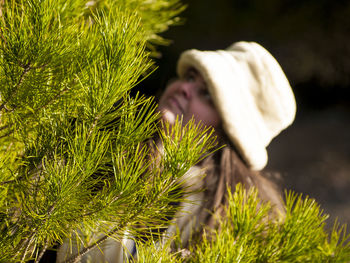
[158,41,296,248]
[57,41,296,262]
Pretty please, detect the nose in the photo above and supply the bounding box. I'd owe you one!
[179,81,192,99]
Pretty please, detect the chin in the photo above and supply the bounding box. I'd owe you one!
[161,109,176,125]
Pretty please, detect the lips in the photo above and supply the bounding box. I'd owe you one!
[169,97,184,113]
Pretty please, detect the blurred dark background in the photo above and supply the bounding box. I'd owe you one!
[138,0,350,227]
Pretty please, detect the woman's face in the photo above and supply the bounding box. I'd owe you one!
[158,68,221,129]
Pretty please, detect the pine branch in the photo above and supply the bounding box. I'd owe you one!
[0,1,193,262]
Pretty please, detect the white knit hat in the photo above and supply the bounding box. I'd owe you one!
[177,41,296,170]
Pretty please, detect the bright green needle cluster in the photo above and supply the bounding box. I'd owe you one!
[135,185,350,263]
[187,185,350,263]
[0,1,204,262]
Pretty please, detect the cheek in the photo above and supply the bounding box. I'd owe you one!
[189,102,221,128]
[206,110,221,128]
[158,84,177,107]
[158,85,179,125]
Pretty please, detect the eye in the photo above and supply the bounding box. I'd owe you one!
[183,70,196,83]
[200,88,212,101]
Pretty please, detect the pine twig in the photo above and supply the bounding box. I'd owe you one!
[0,25,7,47]
[0,124,9,131]
[14,195,57,261]
[0,128,14,139]
[0,63,31,112]
[64,177,178,263]
[0,177,18,185]
[19,234,36,263]
[35,85,69,113]
[34,241,49,263]
[63,204,143,263]
[64,205,146,263]
[65,233,110,263]
[0,85,68,139]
